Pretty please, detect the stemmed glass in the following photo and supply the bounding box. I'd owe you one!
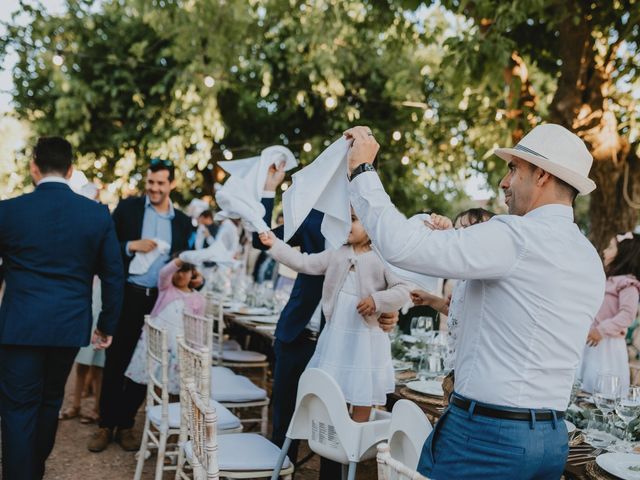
[615,386,640,444]
[410,317,426,338]
[594,373,620,441]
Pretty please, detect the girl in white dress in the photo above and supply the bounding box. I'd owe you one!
[259,210,410,422]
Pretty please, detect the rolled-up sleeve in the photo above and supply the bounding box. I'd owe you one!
[349,172,524,280]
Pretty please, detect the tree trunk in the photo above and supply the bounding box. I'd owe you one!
[548,11,639,252]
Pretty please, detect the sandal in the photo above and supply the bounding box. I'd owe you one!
[58,406,81,420]
[80,412,100,424]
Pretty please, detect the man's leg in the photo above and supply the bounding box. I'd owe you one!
[34,346,78,479]
[99,286,155,430]
[0,345,45,480]
[270,336,316,463]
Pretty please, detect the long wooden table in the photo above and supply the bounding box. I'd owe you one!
[223,311,277,343]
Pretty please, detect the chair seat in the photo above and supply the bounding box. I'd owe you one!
[222,339,242,351]
[211,366,236,379]
[148,400,241,431]
[214,349,268,363]
[211,372,268,403]
[184,433,291,470]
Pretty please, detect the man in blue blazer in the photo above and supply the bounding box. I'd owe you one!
[0,137,124,480]
[253,162,398,478]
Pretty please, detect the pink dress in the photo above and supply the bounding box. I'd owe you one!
[580,275,640,393]
[125,262,205,394]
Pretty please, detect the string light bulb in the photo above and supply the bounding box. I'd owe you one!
[392,131,402,141]
[223,150,233,160]
[401,156,410,165]
[303,142,312,152]
[281,182,289,191]
[325,97,337,109]
[52,54,64,66]
[204,75,215,88]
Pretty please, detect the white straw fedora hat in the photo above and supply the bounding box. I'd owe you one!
[494,123,596,195]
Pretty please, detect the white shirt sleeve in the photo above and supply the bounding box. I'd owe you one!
[349,172,525,280]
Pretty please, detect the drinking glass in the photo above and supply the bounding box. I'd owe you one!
[595,373,620,434]
[410,317,426,337]
[584,411,617,448]
[616,386,640,442]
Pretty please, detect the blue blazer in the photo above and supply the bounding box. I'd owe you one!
[252,197,325,343]
[0,182,124,347]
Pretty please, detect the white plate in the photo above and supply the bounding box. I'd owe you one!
[564,420,576,433]
[240,315,279,324]
[596,453,640,480]
[393,360,412,372]
[230,307,273,316]
[405,380,443,397]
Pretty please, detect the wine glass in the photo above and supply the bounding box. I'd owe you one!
[410,317,426,337]
[584,411,617,448]
[594,373,620,435]
[616,386,640,443]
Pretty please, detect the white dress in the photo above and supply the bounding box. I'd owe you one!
[125,298,184,395]
[579,337,630,394]
[307,271,395,406]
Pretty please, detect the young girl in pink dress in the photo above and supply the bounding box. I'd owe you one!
[125,257,205,394]
[580,232,640,393]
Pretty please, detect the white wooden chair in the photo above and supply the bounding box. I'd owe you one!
[134,316,178,480]
[176,336,242,480]
[376,443,429,480]
[181,384,295,480]
[205,292,269,388]
[183,311,270,435]
[387,400,432,470]
[184,382,220,480]
[270,368,392,480]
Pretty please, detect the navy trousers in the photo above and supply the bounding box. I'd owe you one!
[271,336,341,479]
[417,394,569,479]
[0,345,78,480]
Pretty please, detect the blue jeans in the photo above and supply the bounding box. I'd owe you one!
[417,394,569,480]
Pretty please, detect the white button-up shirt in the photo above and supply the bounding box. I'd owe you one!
[350,172,605,410]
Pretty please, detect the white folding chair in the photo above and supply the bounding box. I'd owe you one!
[184,309,270,435]
[184,382,220,480]
[270,368,392,480]
[205,292,269,388]
[387,400,432,470]
[176,336,242,480]
[134,316,178,480]
[376,443,429,480]
[182,384,294,480]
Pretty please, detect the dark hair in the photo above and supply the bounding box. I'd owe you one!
[178,262,196,273]
[199,209,213,219]
[606,233,640,279]
[555,177,579,202]
[453,208,495,227]
[148,158,175,181]
[33,136,73,175]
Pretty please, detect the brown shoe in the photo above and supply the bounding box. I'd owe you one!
[115,427,139,451]
[87,427,112,452]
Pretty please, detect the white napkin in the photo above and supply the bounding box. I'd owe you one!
[179,238,236,266]
[215,145,297,232]
[374,214,440,292]
[282,137,352,249]
[128,239,170,275]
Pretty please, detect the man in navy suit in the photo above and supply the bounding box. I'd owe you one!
[89,159,194,452]
[0,137,124,480]
[253,162,398,478]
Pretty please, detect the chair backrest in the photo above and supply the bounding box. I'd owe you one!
[145,315,169,418]
[376,443,428,480]
[183,310,214,352]
[287,368,389,464]
[178,335,211,448]
[204,292,225,362]
[185,382,219,480]
[388,400,432,470]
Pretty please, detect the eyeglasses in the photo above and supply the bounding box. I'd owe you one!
[149,158,173,168]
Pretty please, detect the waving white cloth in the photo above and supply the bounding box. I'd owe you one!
[215,146,297,232]
[282,137,352,250]
[179,237,236,266]
[128,239,170,275]
[375,214,439,292]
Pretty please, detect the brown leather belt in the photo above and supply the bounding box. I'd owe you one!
[451,395,564,422]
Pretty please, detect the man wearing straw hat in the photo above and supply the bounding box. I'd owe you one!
[344,124,606,479]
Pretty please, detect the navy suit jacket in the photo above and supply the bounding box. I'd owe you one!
[111,196,193,274]
[252,197,325,343]
[0,182,124,347]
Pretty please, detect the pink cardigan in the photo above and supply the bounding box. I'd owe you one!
[150,261,205,317]
[593,274,640,338]
[269,239,410,327]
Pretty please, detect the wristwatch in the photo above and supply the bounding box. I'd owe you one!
[349,163,376,181]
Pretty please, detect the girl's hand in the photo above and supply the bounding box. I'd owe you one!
[586,327,603,347]
[424,214,453,231]
[357,296,377,316]
[259,231,276,247]
[410,289,450,315]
